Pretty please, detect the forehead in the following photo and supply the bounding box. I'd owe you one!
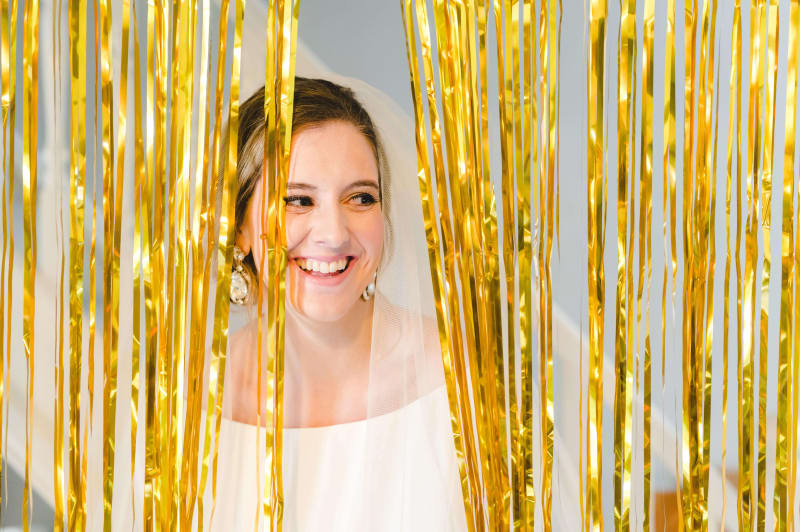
[289,121,379,188]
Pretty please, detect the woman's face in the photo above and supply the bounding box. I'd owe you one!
[239,120,384,323]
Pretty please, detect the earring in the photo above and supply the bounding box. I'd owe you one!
[360,271,377,301]
[230,245,250,305]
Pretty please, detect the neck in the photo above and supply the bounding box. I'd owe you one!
[284,296,374,379]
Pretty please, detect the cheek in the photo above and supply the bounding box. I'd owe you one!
[357,211,384,262]
[285,215,305,249]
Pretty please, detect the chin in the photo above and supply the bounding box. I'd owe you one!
[284,260,372,324]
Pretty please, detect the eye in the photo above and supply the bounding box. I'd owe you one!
[347,192,378,208]
[283,195,313,209]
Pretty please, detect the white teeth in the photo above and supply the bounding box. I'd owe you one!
[297,258,349,274]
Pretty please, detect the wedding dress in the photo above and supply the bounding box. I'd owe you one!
[195,280,470,532]
[209,364,466,531]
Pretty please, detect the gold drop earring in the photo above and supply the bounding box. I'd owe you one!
[230,245,250,305]
[360,271,377,301]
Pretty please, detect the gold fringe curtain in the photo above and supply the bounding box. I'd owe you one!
[403,0,800,530]
[402,0,560,528]
[2,0,800,531]
[0,1,297,530]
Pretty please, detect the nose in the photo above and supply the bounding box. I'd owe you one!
[309,202,350,249]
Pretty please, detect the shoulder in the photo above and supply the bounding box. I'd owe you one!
[225,319,261,423]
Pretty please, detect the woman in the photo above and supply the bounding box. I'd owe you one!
[210,78,467,530]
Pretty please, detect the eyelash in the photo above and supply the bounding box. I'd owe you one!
[282,193,378,208]
[283,195,313,208]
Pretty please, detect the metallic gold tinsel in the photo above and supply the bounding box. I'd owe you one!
[582,1,798,530]
[401,0,479,527]
[637,3,655,529]
[0,0,15,513]
[67,0,87,527]
[3,2,800,531]
[741,3,766,529]
[612,2,636,530]
[403,0,560,529]
[722,2,742,526]
[756,3,780,529]
[776,1,799,527]
[3,0,268,529]
[257,0,299,529]
[586,1,607,530]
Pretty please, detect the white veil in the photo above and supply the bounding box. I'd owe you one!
[192,5,466,529]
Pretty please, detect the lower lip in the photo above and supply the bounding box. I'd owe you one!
[292,258,356,287]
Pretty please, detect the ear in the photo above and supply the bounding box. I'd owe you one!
[235,225,252,255]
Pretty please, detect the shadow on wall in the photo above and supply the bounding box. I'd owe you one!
[0,463,53,531]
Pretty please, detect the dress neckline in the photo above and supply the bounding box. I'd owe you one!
[221,384,447,432]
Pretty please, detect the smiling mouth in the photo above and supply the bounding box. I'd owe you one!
[294,256,354,277]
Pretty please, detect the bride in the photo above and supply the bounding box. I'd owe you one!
[210,77,468,530]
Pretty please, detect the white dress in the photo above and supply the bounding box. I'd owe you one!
[206,385,468,531]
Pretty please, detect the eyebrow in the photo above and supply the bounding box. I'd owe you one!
[286,179,380,192]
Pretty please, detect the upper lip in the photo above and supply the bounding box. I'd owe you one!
[291,254,355,261]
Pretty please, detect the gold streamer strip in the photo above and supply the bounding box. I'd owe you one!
[435,0,496,524]
[541,3,558,528]
[99,0,123,525]
[680,1,699,526]
[659,3,678,522]
[52,2,66,530]
[403,0,563,527]
[51,2,66,532]
[732,6,747,527]
[794,64,800,529]
[255,0,298,528]
[776,1,799,528]
[67,0,87,527]
[741,1,766,527]
[661,0,676,390]
[496,0,516,527]
[142,0,159,527]
[722,2,742,526]
[680,0,720,526]
[518,0,534,527]
[0,0,6,506]
[164,1,189,525]
[182,0,215,526]
[401,0,479,526]
[267,1,299,529]
[683,0,720,526]
[207,0,247,524]
[146,0,168,526]
[0,0,15,511]
[54,162,67,532]
[21,0,39,528]
[198,0,233,521]
[168,0,193,526]
[699,1,719,528]
[612,1,636,529]
[757,2,779,529]
[130,0,144,488]
[586,1,607,530]
[256,1,274,524]
[637,2,655,529]
[793,33,800,523]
